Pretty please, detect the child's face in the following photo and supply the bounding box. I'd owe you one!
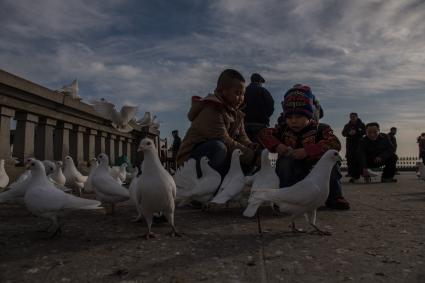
[285,114,310,132]
[221,80,245,109]
[366,126,380,141]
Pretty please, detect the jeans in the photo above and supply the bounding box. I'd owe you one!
[275,156,343,204]
[189,139,229,178]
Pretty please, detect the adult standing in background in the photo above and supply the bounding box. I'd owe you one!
[388,127,397,152]
[171,130,181,162]
[242,73,274,143]
[342,113,365,182]
[418,133,425,164]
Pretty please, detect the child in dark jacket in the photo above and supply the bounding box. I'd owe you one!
[258,86,350,209]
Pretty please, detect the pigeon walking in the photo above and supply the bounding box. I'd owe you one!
[137,138,179,238]
[24,160,101,237]
[0,158,35,203]
[49,161,66,187]
[84,158,98,193]
[63,156,87,195]
[92,153,129,214]
[0,159,9,189]
[244,150,341,235]
[210,149,245,204]
[128,167,143,222]
[175,157,221,206]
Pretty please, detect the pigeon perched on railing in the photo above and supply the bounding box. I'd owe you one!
[244,150,341,235]
[90,98,138,133]
[56,79,81,100]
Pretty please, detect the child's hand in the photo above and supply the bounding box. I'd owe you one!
[275,144,290,155]
[289,148,307,160]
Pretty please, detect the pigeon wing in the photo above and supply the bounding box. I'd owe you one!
[120,105,138,125]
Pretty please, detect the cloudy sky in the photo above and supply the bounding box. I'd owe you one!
[1,0,424,156]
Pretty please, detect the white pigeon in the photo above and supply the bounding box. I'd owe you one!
[128,166,143,222]
[92,153,129,214]
[246,149,280,212]
[137,112,153,126]
[418,163,425,181]
[84,158,98,193]
[63,156,87,196]
[110,163,128,184]
[0,158,35,203]
[42,160,57,176]
[24,160,101,237]
[244,150,341,235]
[0,159,9,189]
[210,149,245,204]
[366,168,381,178]
[136,138,179,238]
[175,157,222,205]
[56,79,81,100]
[90,98,138,133]
[49,161,66,187]
[250,149,280,190]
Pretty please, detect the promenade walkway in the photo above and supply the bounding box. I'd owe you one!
[1,172,424,282]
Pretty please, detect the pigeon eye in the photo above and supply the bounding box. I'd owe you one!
[147,142,151,145]
[31,162,35,166]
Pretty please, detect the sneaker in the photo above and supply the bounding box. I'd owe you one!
[326,198,350,210]
[381,178,397,183]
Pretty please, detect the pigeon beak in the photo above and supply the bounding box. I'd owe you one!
[137,146,143,152]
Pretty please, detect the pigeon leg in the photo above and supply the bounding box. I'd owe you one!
[164,212,182,237]
[309,223,331,236]
[131,213,143,223]
[257,208,263,235]
[37,221,54,232]
[291,221,306,233]
[47,217,62,238]
[142,215,155,240]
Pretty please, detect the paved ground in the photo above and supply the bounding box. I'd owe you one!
[0,171,424,283]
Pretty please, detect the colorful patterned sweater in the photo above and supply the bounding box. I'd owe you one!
[257,121,341,162]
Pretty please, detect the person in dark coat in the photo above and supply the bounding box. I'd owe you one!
[342,113,365,182]
[387,127,397,152]
[242,73,274,143]
[171,130,181,161]
[357,122,398,183]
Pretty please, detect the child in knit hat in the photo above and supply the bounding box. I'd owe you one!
[258,86,350,210]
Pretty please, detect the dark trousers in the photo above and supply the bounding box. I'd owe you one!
[244,123,266,144]
[189,139,229,178]
[420,151,425,164]
[366,154,398,179]
[346,149,361,179]
[275,156,343,204]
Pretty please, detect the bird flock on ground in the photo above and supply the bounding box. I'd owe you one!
[3,138,415,239]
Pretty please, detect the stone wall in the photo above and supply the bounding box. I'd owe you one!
[0,69,159,166]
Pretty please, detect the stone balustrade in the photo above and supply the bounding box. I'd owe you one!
[0,69,159,166]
